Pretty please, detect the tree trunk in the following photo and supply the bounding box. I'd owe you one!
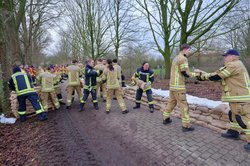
[0,41,10,113]
[115,45,119,59]
[162,44,171,79]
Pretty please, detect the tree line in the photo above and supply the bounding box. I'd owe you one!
[0,0,250,112]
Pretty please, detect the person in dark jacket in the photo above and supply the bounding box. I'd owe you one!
[80,59,102,111]
[8,66,48,122]
[132,62,155,113]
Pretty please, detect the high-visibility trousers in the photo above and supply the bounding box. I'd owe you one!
[106,88,126,112]
[163,91,190,128]
[41,91,60,111]
[228,102,250,142]
[66,85,82,106]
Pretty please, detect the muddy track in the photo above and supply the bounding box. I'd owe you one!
[37,110,98,166]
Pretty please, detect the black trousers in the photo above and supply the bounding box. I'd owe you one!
[82,88,98,105]
[17,93,43,114]
[135,88,154,108]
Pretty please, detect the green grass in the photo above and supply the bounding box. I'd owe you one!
[152,68,165,79]
[153,68,165,75]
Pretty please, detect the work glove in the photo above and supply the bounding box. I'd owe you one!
[99,70,103,76]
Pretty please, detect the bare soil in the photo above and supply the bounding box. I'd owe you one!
[153,78,222,101]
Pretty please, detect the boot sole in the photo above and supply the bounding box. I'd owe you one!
[163,120,172,125]
[182,129,195,132]
[221,135,240,140]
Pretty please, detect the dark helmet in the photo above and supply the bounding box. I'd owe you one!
[222,49,240,56]
[12,66,21,73]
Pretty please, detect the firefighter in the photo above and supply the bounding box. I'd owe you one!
[102,59,129,114]
[94,59,105,100]
[8,66,47,122]
[113,59,122,83]
[38,66,45,74]
[19,64,26,73]
[196,49,250,151]
[52,66,65,105]
[78,62,84,78]
[112,59,123,99]
[132,61,155,113]
[101,59,107,101]
[37,67,60,111]
[70,62,85,103]
[121,72,126,87]
[61,65,67,78]
[162,44,199,132]
[80,59,102,111]
[66,60,83,109]
[28,66,36,84]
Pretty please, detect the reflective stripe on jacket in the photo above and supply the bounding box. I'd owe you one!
[11,72,35,96]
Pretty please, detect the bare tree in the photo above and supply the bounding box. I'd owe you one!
[135,0,240,78]
[0,0,27,112]
[62,0,112,61]
[108,0,138,59]
[20,0,63,65]
[221,0,250,58]
[121,43,150,76]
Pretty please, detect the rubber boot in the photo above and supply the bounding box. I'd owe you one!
[37,112,48,121]
[163,118,172,125]
[133,103,140,109]
[94,103,99,110]
[20,115,27,122]
[122,110,129,114]
[79,103,84,112]
[182,126,195,132]
[221,129,239,140]
[57,94,65,105]
[244,143,250,151]
[59,101,66,105]
[150,107,154,113]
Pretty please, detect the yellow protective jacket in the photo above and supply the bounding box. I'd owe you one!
[215,60,250,102]
[113,63,122,84]
[170,51,198,91]
[54,71,62,88]
[37,71,57,92]
[9,72,36,96]
[66,65,81,86]
[94,63,105,83]
[102,67,120,89]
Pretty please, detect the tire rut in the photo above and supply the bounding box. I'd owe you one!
[37,110,98,166]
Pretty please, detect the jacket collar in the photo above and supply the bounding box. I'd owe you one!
[86,64,93,69]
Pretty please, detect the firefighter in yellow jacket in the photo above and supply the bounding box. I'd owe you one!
[37,67,60,111]
[66,60,83,109]
[196,49,250,151]
[163,44,199,132]
[52,66,65,105]
[112,59,124,97]
[102,59,129,114]
[94,59,106,101]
